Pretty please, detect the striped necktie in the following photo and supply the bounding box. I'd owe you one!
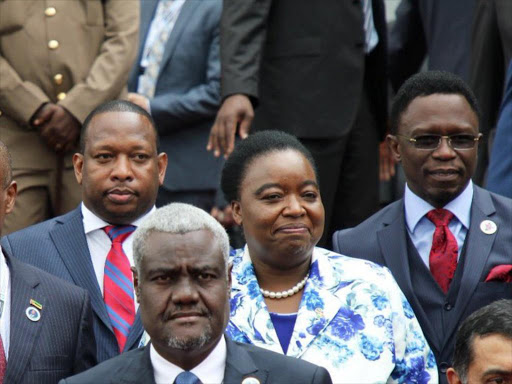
[103,225,136,352]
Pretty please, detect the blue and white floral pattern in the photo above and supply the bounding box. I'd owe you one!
[228,247,438,383]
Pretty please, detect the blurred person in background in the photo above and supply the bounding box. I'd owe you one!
[222,131,437,383]
[127,0,223,212]
[0,0,139,234]
[470,0,512,185]
[486,60,512,198]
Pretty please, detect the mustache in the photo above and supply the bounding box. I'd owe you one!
[163,306,211,321]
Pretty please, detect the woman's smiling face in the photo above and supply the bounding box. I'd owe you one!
[232,149,325,269]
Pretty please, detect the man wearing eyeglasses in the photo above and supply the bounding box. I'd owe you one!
[332,71,512,384]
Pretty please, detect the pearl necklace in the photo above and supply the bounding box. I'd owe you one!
[260,274,309,299]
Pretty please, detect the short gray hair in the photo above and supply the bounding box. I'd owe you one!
[132,203,230,275]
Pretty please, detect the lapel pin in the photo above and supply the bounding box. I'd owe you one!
[480,220,497,235]
[242,377,261,384]
[30,299,43,310]
[26,306,41,322]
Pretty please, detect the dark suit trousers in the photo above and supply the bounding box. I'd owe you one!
[302,85,380,248]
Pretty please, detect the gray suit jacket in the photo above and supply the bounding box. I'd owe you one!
[332,186,512,383]
[1,207,143,363]
[4,252,96,383]
[59,338,332,384]
[128,0,223,192]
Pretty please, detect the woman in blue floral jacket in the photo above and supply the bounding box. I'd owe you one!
[221,131,438,383]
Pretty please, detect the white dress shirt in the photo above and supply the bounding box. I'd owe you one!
[81,203,155,311]
[150,336,226,384]
[0,246,11,359]
[404,180,473,268]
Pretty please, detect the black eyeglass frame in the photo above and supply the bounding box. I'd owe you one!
[394,133,483,150]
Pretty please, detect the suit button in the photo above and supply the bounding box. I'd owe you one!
[57,92,66,101]
[444,303,453,311]
[54,73,63,85]
[0,110,2,117]
[439,362,449,373]
[45,7,57,17]
[48,40,59,50]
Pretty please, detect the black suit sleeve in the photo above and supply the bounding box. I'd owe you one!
[312,366,333,384]
[388,0,427,92]
[72,291,97,374]
[220,0,273,102]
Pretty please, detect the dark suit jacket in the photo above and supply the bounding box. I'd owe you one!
[1,207,143,363]
[4,252,96,384]
[128,0,223,192]
[487,60,512,198]
[470,0,512,184]
[332,186,512,383]
[59,338,332,384]
[388,0,476,91]
[220,0,387,139]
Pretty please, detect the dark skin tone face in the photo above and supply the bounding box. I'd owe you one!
[73,111,167,225]
[231,150,324,313]
[387,94,479,208]
[133,230,231,371]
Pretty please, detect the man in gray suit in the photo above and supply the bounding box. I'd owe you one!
[2,100,168,362]
[332,71,512,384]
[0,140,96,383]
[60,203,332,384]
[127,0,223,211]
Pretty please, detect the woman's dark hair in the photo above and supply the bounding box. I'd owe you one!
[221,130,318,203]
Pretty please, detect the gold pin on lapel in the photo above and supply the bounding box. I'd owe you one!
[30,299,43,310]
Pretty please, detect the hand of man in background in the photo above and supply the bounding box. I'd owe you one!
[33,103,81,153]
[207,94,253,158]
[127,93,150,113]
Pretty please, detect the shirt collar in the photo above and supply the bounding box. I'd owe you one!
[81,202,156,234]
[150,335,227,384]
[404,180,473,233]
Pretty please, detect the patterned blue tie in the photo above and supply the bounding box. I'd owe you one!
[174,371,202,384]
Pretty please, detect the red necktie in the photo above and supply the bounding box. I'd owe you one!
[103,225,136,352]
[426,209,458,294]
[0,335,6,383]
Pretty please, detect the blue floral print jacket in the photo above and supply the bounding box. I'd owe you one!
[226,247,438,383]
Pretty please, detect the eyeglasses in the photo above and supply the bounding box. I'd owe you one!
[396,133,482,150]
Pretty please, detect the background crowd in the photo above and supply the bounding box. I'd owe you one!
[0,0,511,383]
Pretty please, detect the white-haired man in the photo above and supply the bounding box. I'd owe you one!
[61,203,332,384]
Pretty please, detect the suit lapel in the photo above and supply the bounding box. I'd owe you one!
[117,347,155,384]
[5,256,45,384]
[443,187,497,347]
[157,0,200,79]
[376,200,441,351]
[49,208,111,332]
[224,338,268,384]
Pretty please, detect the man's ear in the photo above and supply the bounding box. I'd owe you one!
[446,367,463,384]
[157,153,168,186]
[73,153,84,185]
[386,134,401,162]
[131,266,141,304]
[231,201,242,226]
[4,180,17,215]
